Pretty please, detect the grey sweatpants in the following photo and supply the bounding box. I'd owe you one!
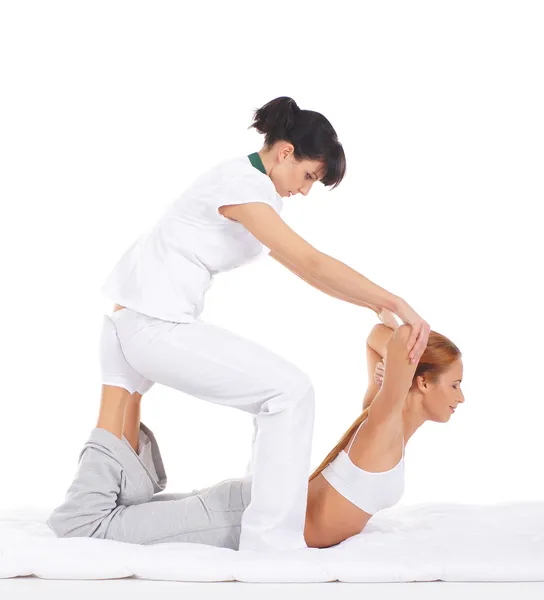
[47,423,252,550]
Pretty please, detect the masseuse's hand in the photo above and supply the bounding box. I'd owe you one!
[394,298,431,364]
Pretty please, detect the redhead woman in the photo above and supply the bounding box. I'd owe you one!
[55,96,431,552]
[47,321,462,550]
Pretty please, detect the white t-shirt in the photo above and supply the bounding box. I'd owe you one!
[100,154,284,323]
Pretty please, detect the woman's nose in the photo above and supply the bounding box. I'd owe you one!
[299,182,313,196]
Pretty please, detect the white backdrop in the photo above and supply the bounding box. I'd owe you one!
[1,0,542,512]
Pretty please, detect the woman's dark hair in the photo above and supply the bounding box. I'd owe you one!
[249,96,346,190]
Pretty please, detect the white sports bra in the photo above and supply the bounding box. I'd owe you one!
[321,420,405,515]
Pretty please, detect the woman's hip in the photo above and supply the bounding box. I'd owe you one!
[110,309,313,410]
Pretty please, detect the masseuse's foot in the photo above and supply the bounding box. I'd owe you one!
[99,314,151,395]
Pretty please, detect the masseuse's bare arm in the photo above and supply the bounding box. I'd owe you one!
[268,250,381,314]
[219,202,400,314]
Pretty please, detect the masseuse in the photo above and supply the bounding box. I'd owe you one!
[98,96,431,552]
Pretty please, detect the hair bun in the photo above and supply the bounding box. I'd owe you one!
[249,96,347,191]
[249,96,300,136]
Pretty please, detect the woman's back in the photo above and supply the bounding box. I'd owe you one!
[304,418,406,548]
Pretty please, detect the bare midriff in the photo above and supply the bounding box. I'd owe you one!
[304,473,372,548]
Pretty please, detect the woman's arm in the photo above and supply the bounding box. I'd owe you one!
[223,203,401,313]
[367,324,395,358]
[362,324,396,411]
[362,344,383,411]
[307,252,400,313]
[269,251,381,313]
[367,325,419,423]
[350,327,417,477]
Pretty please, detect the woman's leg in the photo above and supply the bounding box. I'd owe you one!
[99,311,147,452]
[95,384,130,440]
[123,392,142,452]
[47,418,251,549]
[112,309,316,552]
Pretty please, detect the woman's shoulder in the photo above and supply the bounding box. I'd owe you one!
[217,156,283,209]
[192,155,269,190]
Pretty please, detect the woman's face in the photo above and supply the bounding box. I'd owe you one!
[268,144,326,198]
[419,358,465,423]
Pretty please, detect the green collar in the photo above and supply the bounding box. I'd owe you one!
[248,152,267,175]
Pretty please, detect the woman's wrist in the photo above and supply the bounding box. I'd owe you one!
[375,296,403,314]
[383,295,402,314]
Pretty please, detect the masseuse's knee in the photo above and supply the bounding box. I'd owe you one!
[266,369,315,415]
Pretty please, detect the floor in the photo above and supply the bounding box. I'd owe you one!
[1,578,544,600]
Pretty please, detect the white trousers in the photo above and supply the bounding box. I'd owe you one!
[110,307,315,551]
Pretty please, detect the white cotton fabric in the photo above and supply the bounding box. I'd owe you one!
[1,502,542,583]
[100,154,283,323]
[321,419,405,515]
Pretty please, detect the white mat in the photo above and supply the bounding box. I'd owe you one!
[1,502,543,583]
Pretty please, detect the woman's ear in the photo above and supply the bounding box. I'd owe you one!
[415,375,428,392]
